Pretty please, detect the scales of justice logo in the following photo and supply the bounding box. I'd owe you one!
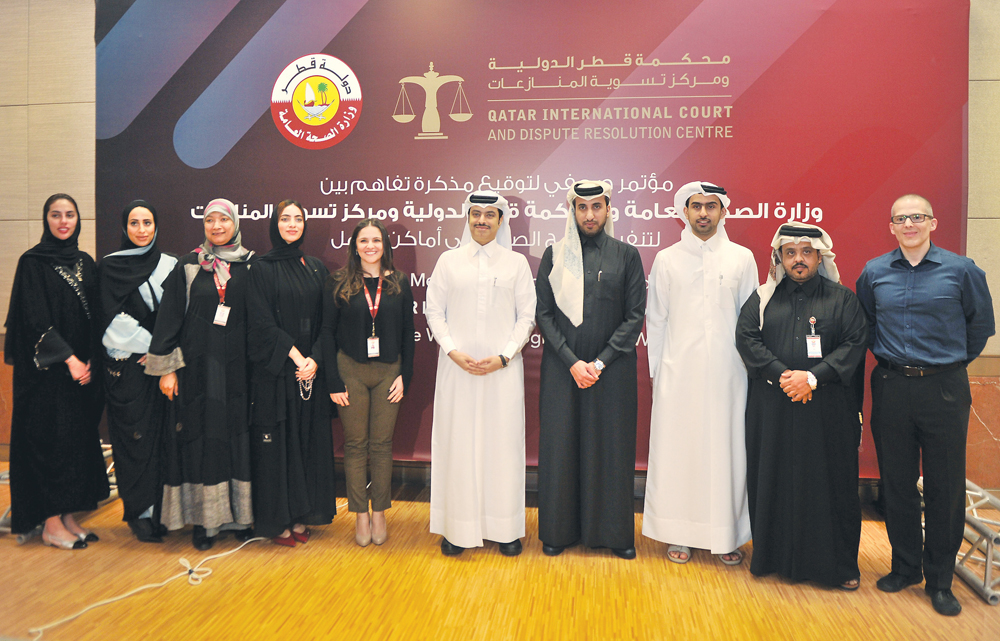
[271,54,363,150]
[392,62,471,139]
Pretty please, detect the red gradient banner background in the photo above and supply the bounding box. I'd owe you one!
[96,0,970,476]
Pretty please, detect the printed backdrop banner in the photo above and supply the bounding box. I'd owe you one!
[96,0,969,475]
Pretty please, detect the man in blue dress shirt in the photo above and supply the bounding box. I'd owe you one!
[856,194,995,616]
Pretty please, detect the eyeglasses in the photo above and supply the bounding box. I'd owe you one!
[891,214,933,224]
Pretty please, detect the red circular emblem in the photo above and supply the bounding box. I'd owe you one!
[271,54,363,150]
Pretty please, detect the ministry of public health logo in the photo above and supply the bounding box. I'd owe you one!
[271,54,363,150]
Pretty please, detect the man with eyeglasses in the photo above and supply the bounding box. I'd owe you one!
[856,194,994,616]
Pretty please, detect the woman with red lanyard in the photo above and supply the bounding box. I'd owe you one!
[322,219,414,547]
[145,197,256,550]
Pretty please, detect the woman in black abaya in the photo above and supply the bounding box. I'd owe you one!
[5,193,110,549]
[247,199,337,546]
[98,200,177,542]
[145,197,255,550]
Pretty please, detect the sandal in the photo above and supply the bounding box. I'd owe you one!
[718,549,744,566]
[667,545,691,564]
[839,577,861,591]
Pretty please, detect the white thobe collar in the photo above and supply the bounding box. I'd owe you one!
[680,226,729,253]
[465,238,501,259]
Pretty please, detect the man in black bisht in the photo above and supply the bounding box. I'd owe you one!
[735,222,868,590]
[535,179,646,559]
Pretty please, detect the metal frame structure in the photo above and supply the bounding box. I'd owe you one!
[0,442,118,544]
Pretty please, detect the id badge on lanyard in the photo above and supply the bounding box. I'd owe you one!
[365,276,383,358]
[806,316,822,358]
[213,273,230,326]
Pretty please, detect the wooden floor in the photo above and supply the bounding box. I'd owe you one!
[1,481,998,641]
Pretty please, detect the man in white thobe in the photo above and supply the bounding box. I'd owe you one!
[425,191,536,556]
[642,181,758,565]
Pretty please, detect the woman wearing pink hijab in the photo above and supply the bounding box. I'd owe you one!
[146,198,256,550]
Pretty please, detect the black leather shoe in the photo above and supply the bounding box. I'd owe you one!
[498,539,522,557]
[128,518,163,543]
[440,538,464,556]
[926,587,962,616]
[192,526,214,551]
[612,547,636,560]
[542,543,565,556]
[876,572,922,593]
[233,528,254,542]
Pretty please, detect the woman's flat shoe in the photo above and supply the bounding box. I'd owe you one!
[291,529,310,544]
[128,519,163,543]
[77,530,99,543]
[192,526,215,551]
[43,533,87,550]
[233,528,254,542]
[273,533,296,547]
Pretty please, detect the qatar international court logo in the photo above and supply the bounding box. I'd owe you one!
[271,54,363,149]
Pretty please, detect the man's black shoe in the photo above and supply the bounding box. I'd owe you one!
[542,543,565,556]
[876,572,922,593]
[926,587,962,616]
[612,547,636,560]
[440,538,464,556]
[498,539,522,557]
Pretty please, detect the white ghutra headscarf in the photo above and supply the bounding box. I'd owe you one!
[673,180,731,240]
[459,190,512,248]
[549,180,615,326]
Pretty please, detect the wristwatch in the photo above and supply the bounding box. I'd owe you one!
[594,359,605,372]
[806,371,817,391]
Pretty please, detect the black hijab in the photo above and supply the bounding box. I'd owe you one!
[23,193,84,267]
[99,200,164,330]
[5,193,86,363]
[259,200,306,262]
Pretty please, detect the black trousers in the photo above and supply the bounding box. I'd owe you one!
[870,365,970,590]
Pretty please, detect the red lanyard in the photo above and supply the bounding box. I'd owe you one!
[213,273,227,305]
[363,276,383,335]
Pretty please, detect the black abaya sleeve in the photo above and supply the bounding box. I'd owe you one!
[9,256,74,369]
[247,261,296,376]
[145,257,190,376]
[307,258,331,368]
